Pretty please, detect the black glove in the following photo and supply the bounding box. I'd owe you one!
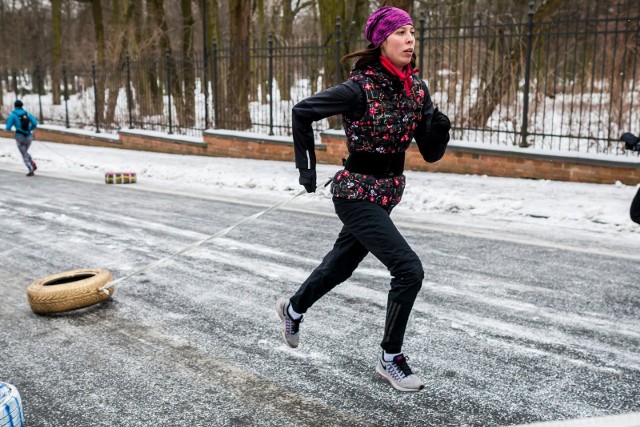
[431,108,451,133]
[298,168,317,193]
[620,132,640,151]
[620,132,638,149]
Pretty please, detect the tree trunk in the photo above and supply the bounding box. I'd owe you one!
[180,0,196,128]
[381,0,412,15]
[196,0,219,96]
[276,0,293,101]
[51,0,63,105]
[70,0,106,123]
[224,0,251,130]
[468,0,565,128]
[141,0,178,119]
[306,3,321,96]
[318,0,342,91]
[148,0,185,128]
[103,0,125,127]
[76,0,107,124]
[342,0,368,60]
[199,0,219,104]
[251,0,266,103]
[125,0,159,120]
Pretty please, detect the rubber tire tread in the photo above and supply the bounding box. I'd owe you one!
[27,268,114,315]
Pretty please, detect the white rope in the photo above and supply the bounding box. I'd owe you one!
[34,139,332,294]
[37,140,97,171]
[99,188,308,293]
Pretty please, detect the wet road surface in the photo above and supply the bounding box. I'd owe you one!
[1,169,639,426]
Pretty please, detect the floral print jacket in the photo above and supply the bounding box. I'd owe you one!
[330,63,427,212]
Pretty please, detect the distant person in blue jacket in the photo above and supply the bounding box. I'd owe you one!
[5,100,38,176]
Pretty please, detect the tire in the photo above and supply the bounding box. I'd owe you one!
[26,268,114,315]
[0,382,24,427]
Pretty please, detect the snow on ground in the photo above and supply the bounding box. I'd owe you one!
[0,134,638,248]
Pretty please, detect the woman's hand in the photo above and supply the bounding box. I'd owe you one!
[298,169,317,193]
[431,108,451,133]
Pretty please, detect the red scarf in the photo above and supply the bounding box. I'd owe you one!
[379,56,419,96]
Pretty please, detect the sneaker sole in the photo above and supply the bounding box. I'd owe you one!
[375,364,424,392]
[275,298,298,348]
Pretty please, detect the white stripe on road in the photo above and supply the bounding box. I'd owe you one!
[508,411,640,427]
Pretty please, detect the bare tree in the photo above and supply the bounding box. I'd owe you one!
[381,0,412,15]
[73,0,106,125]
[145,0,176,117]
[179,0,196,128]
[102,0,126,126]
[250,0,267,103]
[51,0,63,105]
[198,0,220,102]
[274,0,313,100]
[468,0,565,128]
[223,0,251,130]
[317,0,343,89]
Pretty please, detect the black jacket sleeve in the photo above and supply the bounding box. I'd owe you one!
[413,81,449,163]
[631,187,640,225]
[293,80,364,170]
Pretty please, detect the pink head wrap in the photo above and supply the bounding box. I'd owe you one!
[365,6,414,47]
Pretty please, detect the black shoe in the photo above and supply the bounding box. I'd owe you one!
[26,172,35,177]
[31,161,37,171]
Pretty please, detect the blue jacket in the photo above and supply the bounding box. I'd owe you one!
[5,108,38,137]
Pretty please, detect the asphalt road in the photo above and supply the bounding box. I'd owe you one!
[1,169,639,427]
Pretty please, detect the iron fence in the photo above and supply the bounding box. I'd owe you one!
[1,1,639,157]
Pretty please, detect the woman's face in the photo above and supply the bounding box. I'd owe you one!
[380,25,415,70]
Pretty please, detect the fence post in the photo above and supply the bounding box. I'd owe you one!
[63,64,70,128]
[35,63,44,123]
[212,39,219,129]
[268,32,274,136]
[419,13,425,75]
[125,52,133,129]
[165,52,173,134]
[335,16,341,86]
[92,61,100,133]
[520,0,535,148]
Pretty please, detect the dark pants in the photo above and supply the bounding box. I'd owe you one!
[15,134,33,172]
[290,197,424,353]
[631,187,640,225]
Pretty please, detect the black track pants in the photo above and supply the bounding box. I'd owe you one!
[290,197,424,353]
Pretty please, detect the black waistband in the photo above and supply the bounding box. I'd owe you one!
[343,151,405,177]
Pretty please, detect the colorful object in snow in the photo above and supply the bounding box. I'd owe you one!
[105,171,137,184]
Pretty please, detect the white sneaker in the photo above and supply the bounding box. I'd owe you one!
[375,351,425,392]
[275,298,302,348]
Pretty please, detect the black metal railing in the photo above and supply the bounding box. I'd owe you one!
[1,1,638,157]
